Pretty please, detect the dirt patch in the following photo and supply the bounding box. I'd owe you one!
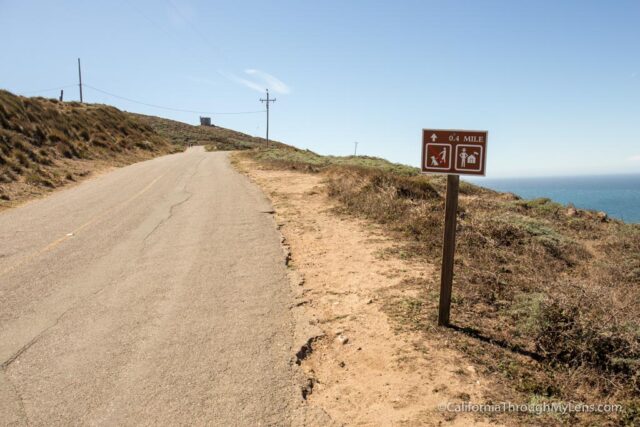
[255,153,639,426]
[234,154,503,426]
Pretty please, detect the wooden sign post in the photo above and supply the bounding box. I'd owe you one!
[421,129,488,326]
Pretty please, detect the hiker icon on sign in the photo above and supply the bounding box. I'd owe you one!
[440,147,447,163]
[430,147,448,166]
[424,143,452,170]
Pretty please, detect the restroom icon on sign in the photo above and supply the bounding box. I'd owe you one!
[455,144,483,172]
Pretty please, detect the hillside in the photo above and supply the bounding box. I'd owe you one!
[1,89,638,423]
[135,113,287,151]
[0,91,275,209]
[245,147,640,425]
[0,91,180,208]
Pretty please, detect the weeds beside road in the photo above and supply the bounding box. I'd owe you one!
[2,88,638,424]
[248,145,640,426]
[0,90,274,209]
[0,91,179,208]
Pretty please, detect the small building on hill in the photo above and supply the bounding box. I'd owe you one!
[199,116,212,127]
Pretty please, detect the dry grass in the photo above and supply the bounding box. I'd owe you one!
[0,90,182,207]
[248,147,640,425]
[252,145,419,175]
[134,114,283,151]
[0,90,292,208]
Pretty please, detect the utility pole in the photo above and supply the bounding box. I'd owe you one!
[259,89,276,144]
[59,90,64,102]
[353,141,359,156]
[77,58,83,103]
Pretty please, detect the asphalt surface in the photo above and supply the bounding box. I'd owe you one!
[0,148,301,425]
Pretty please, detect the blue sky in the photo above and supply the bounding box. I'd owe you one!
[1,0,639,177]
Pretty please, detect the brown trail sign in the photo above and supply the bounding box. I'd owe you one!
[422,129,487,176]
[421,129,488,326]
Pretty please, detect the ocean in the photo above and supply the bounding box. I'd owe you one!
[468,174,640,224]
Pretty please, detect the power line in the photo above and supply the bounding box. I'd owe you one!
[21,84,77,95]
[164,0,225,60]
[120,0,229,73]
[83,84,265,115]
[122,0,173,37]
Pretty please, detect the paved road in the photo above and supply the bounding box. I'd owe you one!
[0,148,301,426]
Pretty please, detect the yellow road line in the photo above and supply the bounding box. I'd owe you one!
[0,174,165,277]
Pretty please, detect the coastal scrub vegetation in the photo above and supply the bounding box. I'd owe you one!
[248,145,640,425]
[0,90,178,207]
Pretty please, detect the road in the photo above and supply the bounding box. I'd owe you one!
[0,147,301,425]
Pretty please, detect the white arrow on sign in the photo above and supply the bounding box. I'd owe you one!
[430,133,437,142]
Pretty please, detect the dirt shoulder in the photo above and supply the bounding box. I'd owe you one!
[234,154,503,426]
